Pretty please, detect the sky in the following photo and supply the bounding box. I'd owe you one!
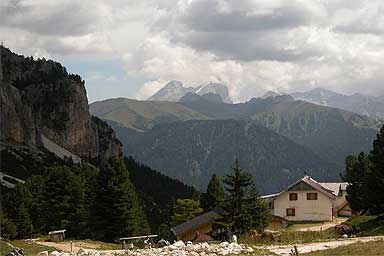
[1,0,384,103]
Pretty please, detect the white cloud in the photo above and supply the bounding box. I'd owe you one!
[1,0,384,100]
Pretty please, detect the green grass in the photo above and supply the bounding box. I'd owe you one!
[0,241,14,255]
[301,240,384,256]
[1,240,56,256]
[241,229,338,246]
[286,222,324,231]
[231,248,277,256]
[74,239,121,250]
[345,215,384,236]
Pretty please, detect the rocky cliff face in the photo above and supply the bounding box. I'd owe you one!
[0,46,121,159]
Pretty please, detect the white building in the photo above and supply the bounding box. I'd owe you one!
[263,176,352,222]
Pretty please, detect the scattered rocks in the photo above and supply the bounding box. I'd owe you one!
[5,248,25,256]
[47,241,254,256]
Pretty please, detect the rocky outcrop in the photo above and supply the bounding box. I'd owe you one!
[0,46,121,160]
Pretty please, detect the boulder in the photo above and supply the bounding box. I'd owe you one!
[38,251,49,256]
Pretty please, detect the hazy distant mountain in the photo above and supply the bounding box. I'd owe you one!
[147,80,195,102]
[291,88,384,118]
[147,81,232,103]
[194,82,232,103]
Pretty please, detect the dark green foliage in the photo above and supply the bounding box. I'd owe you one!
[2,184,33,238]
[0,146,68,180]
[41,166,87,238]
[171,199,203,227]
[122,119,338,193]
[157,223,174,241]
[201,174,225,211]
[245,186,271,231]
[366,126,384,214]
[24,176,46,234]
[344,125,384,215]
[222,160,254,233]
[343,154,370,212]
[91,157,150,242]
[15,202,33,238]
[0,210,17,239]
[221,160,271,234]
[124,157,195,232]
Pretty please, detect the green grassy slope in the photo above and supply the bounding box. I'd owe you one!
[89,98,209,131]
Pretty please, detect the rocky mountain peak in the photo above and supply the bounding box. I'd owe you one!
[0,46,122,161]
[148,80,232,103]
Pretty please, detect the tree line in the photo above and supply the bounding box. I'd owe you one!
[1,155,271,242]
[1,157,149,242]
[344,125,384,215]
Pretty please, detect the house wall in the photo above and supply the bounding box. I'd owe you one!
[177,223,212,242]
[273,190,333,221]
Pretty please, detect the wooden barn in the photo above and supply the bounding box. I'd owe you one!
[171,209,222,242]
[48,230,66,242]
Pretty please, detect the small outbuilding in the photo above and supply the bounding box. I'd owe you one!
[48,230,66,242]
[171,209,222,242]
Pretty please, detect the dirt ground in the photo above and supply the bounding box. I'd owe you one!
[36,241,108,253]
[263,235,384,255]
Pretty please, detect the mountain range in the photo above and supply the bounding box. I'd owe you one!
[91,93,382,193]
[290,88,384,118]
[147,80,232,103]
[149,81,384,119]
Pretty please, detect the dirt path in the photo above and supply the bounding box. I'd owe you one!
[35,241,100,253]
[263,235,384,255]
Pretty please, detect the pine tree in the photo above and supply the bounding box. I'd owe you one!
[91,157,150,242]
[41,166,87,237]
[171,199,203,227]
[245,186,271,231]
[222,159,254,234]
[24,175,46,234]
[343,154,370,212]
[15,202,33,238]
[366,126,384,213]
[0,209,17,239]
[201,174,225,211]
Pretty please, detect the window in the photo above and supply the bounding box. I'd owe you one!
[289,193,298,201]
[307,192,318,200]
[286,208,295,216]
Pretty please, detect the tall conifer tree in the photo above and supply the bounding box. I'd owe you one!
[366,126,384,213]
[201,174,225,211]
[222,159,255,233]
[91,157,149,241]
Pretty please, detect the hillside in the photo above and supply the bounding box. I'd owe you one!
[90,97,208,131]
[121,119,338,193]
[250,100,380,164]
[124,157,195,231]
[92,94,381,175]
